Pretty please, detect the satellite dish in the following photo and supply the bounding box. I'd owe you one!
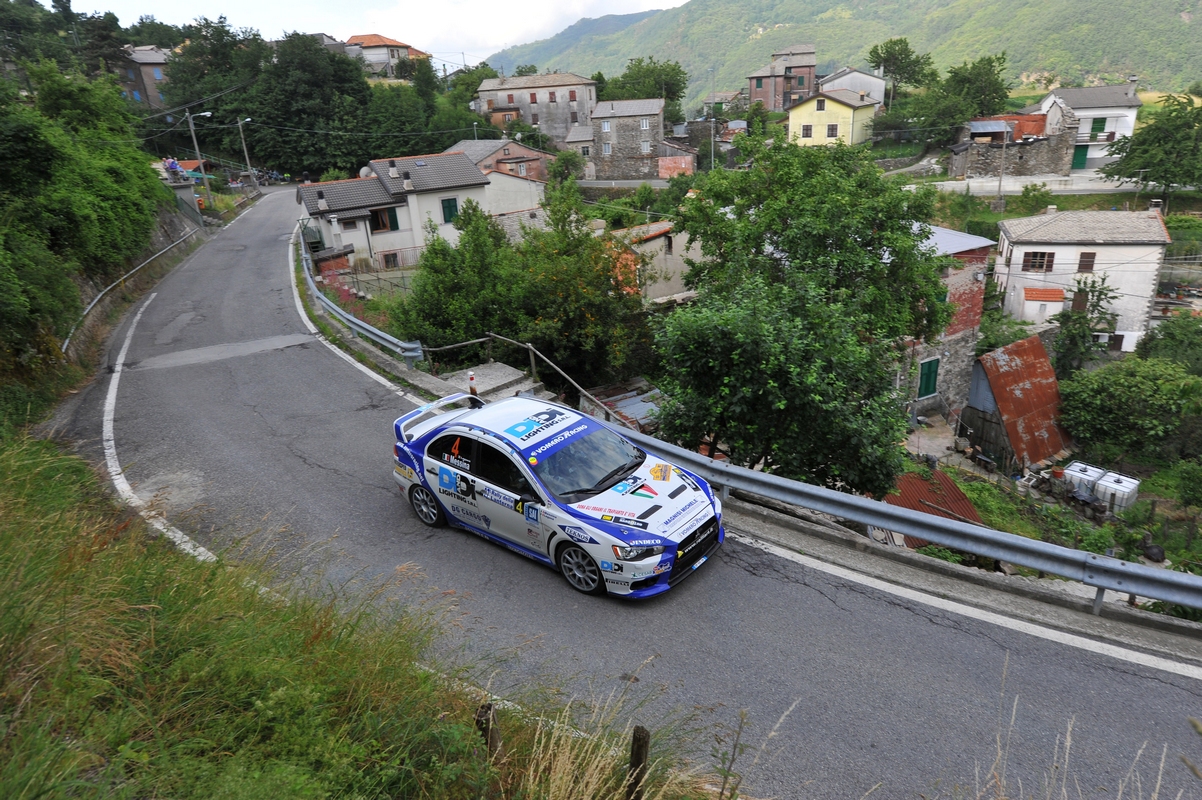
[358,165,372,178]
[514,133,522,141]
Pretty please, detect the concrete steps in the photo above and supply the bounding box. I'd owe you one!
[440,362,555,402]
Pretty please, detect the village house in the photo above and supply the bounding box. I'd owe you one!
[443,138,552,182]
[816,66,886,103]
[474,73,596,146]
[996,208,1171,351]
[1038,78,1141,169]
[345,34,429,78]
[747,44,817,112]
[568,99,678,181]
[297,152,533,271]
[610,220,702,304]
[786,89,879,146]
[948,113,1079,179]
[116,45,169,108]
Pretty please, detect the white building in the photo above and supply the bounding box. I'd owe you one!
[996,208,1171,351]
[817,66,886,104]
[345,34,429,78]
[1039,79,1141,169]
[299,152,511,269]
[481,170,545,215]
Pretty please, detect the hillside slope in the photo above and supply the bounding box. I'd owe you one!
[488,0,1202,113]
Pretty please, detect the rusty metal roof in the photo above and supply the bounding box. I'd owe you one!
[978,336,1071,466]
[885,471,984,548]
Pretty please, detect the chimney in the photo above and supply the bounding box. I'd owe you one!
[330,215,342,248]
[859,90,866,101]
[388,158,399,179]
[1127,75,1139,100]
[1149,198,1163,214]
[1044,205,1057,215]
[316,189,328,212]
[402,170,414,192]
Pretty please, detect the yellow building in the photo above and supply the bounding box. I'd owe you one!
[786,89,879,146]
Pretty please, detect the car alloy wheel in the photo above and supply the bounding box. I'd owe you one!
[409,485,446,527]
[557,543,603,594]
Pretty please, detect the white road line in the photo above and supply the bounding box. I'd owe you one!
[730,533,1202,681]
[285,225,427,407]
[103,293,217,562]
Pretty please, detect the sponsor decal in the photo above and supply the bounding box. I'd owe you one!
[632,485,658,500]
[528,456,538,465]
[672,467,700,492]
[526,526,542,546]
[439,437,472,471]
[602,515,649,530]
[600,560,624,573]
[529,423,589,457]
[605,578,631,587]
[649,463,671,482]
[560,526,596,544]
[505,408,571,442]
[653,562,671,575]
[626,538,663,546]
[481,485,518,510]
[438,467,476,501]
[451,505,491,529]
[672,509,712,540]
[659,498,701,531]
[393,464,416,481]
[525,505,540,523]
[577,504,635,517]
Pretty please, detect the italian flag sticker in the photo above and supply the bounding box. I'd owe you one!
[632,484,658,499]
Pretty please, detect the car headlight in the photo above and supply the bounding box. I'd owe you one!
[612,544,664,561]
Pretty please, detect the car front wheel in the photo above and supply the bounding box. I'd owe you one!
[409,485,446,527]
[557,543,605,595]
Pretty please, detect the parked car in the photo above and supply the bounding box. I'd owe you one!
[392,394,724,598]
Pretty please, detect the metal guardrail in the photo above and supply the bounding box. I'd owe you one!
[61,227,203,353]
[620,428,1202,615]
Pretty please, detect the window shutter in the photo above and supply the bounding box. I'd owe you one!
[1022,252,1033,271]
[1078,252,1096,272]
[387,207,399,230]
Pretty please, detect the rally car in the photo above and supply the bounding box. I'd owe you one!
[391,394,724,598]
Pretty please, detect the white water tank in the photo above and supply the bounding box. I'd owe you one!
[1095,471,1140,513]
[1064,461,1106,493]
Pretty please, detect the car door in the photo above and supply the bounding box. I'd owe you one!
[471,439,547,554]
[423,432,488,529]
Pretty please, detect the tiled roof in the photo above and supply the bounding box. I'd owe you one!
[999,210,1170,245]
[1023,287,1066,302]
[978,336,1071,467]
[591,98,665,118]
[492,206,548,242]
[347,34,409,47]
[443,139,509,162]
[478,73,594,91]
[368,152,489,195]
[298,177,395,217]
[125,45,169,64]
[819,66,882,85]
[787,89,876,112]
[613,220,674,244]
[772,44,816,57]
[748,53,816,78]
[1047,85,1142,110]
[564,127,594,143]
[923,225,995,255]
[481,169,545,184]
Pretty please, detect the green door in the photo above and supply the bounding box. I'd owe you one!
[1071,145,1089,169]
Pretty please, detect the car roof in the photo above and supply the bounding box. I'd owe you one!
[453,397,586,441]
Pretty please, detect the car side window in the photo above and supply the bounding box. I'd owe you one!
[427,434,474,472]
[474,442,535,497]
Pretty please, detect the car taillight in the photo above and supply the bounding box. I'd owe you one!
[394,443,403,460]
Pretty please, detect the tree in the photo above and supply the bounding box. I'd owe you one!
[654,276,907,497]
[513,64,538,77]
[867,38,935,108]
[590,71,607,99]
[547,149,583,184]
[1060,357,1201,458]
[124,15,190,48]
[675,136,952,342]
[1101,94,1202,207]
[744,101,770,135]
[943,53,1010,117]
[504,118,553,151]
[447,62,498,108]
[1136,310,1202,376]
[412,57,439,118]
[600,56,688,123]
[1049,274,1118,380]
[78,11,125,77]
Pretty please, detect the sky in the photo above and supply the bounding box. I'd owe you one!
[64,0,685,72]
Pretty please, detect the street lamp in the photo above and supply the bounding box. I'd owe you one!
[236,117,259,192]
[473,121,478,140]
[186,110,214,213]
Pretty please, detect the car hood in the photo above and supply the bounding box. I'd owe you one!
[568,459,714,543]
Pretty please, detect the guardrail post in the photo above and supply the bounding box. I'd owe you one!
[720,485,731,502]
[474,702,504,760]
[527,343,539,383]
[1091,586,1106,615]
[626,725,650,800]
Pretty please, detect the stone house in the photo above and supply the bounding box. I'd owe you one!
[996,208,1171,351]
[747,44,816,112]
[345,34,429,78]
[948,113,1079,179]
[786,90,879,146]
[1038,79,1141,169]
[817,67,886,103]
[298,152,532,270]
[116,45,169,108]
[474,73,596,146]
[908,226,995,418]
[442,138,552,182]
[568,98,666,181]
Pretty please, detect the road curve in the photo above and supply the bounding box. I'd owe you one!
[59,188,1202,798]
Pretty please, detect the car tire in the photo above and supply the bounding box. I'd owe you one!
[409,485,446,527]
[556,543,605,595]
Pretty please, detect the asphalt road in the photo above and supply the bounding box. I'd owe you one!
[58,188,1202,798]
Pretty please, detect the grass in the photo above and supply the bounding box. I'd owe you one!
[948,470,1044,540]
[0,435,707,798]
[871,140,924,160]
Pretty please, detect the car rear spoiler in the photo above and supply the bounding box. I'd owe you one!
[393,392,485,442]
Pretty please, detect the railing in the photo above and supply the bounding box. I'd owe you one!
[617,428,1202,615]
[375,245,425,271]
[1075,131,1116,144]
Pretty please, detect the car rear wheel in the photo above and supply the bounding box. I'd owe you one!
[409,485,446,527]
[557,543,604,595]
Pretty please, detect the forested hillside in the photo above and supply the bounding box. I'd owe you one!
[489,0,1202,113]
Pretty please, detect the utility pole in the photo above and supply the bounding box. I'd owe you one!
[186,110,214,213]
[996,121,1011,202]
[236,117,259,192]
[708,67,716,171]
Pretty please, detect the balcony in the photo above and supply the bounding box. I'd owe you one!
[1076,131,1116,144]
[375,245,424,271]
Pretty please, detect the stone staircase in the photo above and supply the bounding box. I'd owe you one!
[439,361,556,402]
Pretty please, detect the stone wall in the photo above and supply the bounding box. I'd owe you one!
[953,129,1077,179]
[908,326,979,418]
[593,115,663,181]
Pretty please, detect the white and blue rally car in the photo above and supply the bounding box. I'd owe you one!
[391,394,724,598]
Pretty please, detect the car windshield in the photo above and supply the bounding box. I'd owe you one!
[531,428,645,502]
